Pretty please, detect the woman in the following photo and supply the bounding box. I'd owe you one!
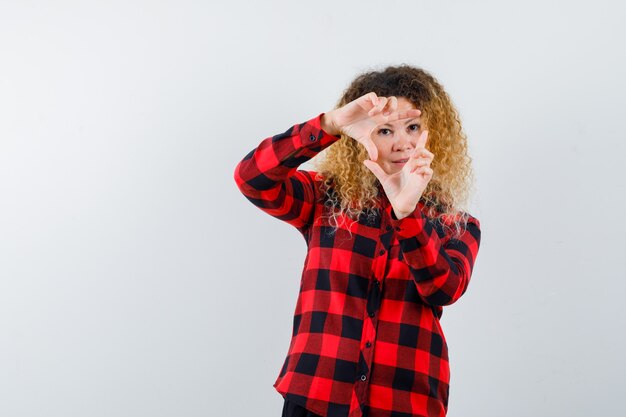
[233,65,482,417]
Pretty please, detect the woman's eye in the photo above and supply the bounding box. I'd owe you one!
[408,124,421,131]
[378,128,392,136]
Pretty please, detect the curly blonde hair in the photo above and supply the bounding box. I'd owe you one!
[312,64,476,239]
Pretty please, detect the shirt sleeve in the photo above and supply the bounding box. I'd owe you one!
[387,206,482,306]
[233,113,341,233]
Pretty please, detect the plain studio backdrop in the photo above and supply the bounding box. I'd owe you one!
[1,1,625,416]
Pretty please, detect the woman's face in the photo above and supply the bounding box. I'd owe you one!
[369,97,425,175]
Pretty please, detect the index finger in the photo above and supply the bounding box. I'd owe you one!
[417,129,429,148]
[385,108,421,123]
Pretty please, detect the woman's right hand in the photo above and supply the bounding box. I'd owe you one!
[321,92,422,162]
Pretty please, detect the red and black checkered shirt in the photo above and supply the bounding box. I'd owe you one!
[233,113,482,417]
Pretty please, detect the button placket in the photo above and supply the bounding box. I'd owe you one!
[360,275,381,393]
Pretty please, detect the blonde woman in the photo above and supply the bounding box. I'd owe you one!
[234,64,482,417]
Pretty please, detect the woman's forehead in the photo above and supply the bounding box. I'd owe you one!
[396,97,416,107]
[380,116,421,128]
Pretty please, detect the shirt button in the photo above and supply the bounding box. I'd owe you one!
[309,134,317,142]
[369,311,375,318]
[379,249,385,255]
[360,374,367,381]
[385,225,392,231]
[366,341,372,348]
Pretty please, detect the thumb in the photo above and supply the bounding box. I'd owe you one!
[362,138,378,162]
[363,159,388,183]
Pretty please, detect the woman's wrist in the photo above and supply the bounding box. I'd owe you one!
[321,111,340,136]
[392,207,412,220]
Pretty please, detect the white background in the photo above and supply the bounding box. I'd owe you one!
[1,1,625,416]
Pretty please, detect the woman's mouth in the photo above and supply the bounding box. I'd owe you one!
[392,159,408,165]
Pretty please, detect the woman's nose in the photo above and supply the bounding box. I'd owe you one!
[394,132,414,151]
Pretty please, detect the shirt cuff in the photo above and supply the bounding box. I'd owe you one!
[298,113,342,148]
[387,205,428,238]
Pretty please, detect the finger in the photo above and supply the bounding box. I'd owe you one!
[361,92,378,114]
[403,148,426,172]
[411,166,433,177]
[411,149,433,160]
[369,96,388,116]
[362,138,379,161]
[378,96,388,112]
[368,97,380,116]
[385,108,421,123]
[366,92,378,107]
[383,96,397,116]
[379,97,391,114]
[416,129,429,148]
[410,165,426,175]
[404,154,428,174]
[409,159,430,173]
[363,159,388,182]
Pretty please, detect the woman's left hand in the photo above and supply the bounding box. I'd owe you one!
[363,129,435,219]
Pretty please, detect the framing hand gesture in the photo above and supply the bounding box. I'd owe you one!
[363,129,433,219]
[325,92,422,162]
[324,92,434,219]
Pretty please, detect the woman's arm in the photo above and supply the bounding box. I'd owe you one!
[233,113,341,232]
[388,207,482,306]
[234,92,421,232]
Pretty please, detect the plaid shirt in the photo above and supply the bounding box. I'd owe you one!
[233,113,482,417]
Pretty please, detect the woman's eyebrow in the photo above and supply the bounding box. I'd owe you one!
[381,118,420,127]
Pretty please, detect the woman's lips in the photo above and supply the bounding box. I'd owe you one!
[392,159,408,164]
